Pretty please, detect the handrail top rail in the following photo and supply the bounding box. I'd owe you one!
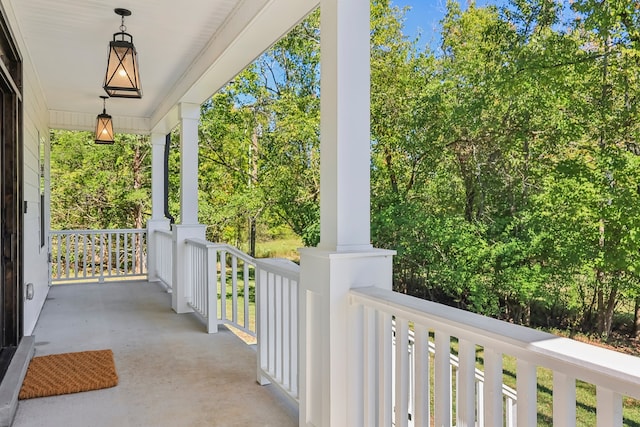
[185,237,217,249]
[51,228,146,235]
[256,258,300,279]
[183,240,257,265]
[351,286,640,399]
[208,243,256,264]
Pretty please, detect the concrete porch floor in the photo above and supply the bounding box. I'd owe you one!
[12,281,298,427]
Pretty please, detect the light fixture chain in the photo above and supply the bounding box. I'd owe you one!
[120,15,126,33]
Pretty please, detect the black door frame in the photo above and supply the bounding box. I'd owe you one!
[0,6,23,379]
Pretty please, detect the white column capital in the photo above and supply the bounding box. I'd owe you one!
[151,132,165,146]
[179,102,201,121]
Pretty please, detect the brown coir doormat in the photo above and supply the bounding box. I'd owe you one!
[19,349,118,399]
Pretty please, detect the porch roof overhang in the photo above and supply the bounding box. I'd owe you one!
[5,0,318,135]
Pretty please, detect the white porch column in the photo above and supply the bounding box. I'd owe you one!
[299,0,394,426]
[151,132,168,221]
[172,102,205,313]
[178,102,201,225]
[147,132,170,283]
[318,0,371,253]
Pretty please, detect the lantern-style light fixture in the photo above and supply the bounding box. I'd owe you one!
[95,96,115,144]
[103,8,142,98]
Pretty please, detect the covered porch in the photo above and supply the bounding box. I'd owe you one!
[12,280,297,427]
[3,0,640,426]
[33,228,640,426]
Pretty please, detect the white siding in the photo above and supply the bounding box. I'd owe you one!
[5,0,52,336]
[22,76,50,336]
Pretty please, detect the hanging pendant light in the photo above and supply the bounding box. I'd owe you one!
[103,8,142,98]
[95,96,115,144]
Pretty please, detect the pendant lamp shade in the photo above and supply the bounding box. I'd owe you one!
[103,8,142,98]
[95,96,115,144]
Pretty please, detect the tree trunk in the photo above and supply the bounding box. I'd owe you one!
[632,296,640,340]
[249,218,256,258]
[132,140,144,230]
[132,139,145,272]
[595,270,618,338]
[454,148,476,222]
[384,148,398,194]
[602,284,617,338]
[248,125,259,257]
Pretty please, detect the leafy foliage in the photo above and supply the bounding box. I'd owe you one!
[50,131,150,230]
[368,0,640,336]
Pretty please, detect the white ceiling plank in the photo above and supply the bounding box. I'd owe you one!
[7,0,314,133]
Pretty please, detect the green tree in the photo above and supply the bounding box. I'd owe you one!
[50,130,151,230]
[198,10,321,248]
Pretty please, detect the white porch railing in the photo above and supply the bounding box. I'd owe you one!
[50,229,147,284]
[184,238,218,333]
[154,229,173,290]
[183,241,258,336]
[256,258,300,404]
[251,256,518,414]
[47,229,640,426]
[351,286,640,427]
[215,244,257,336]
[182,240,300,403]
[397,328,518,427]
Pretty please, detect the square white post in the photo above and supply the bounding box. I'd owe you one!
[318,0,372,253]
[147,132,170,283]
[150,132,167,221]
[299,0,395,426]
[172,102,205,313]
[300,249,394,426]
[179,102,200,226]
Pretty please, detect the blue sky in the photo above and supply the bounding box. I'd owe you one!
[391,1,507,50]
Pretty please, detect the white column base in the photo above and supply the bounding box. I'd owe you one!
[172,224,206,313]
[146,218,171,283]
[298,247,395,427]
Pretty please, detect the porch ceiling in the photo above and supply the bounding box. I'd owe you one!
[6,0,318,134]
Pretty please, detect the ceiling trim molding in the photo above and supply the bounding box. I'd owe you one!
[50,110,151,135]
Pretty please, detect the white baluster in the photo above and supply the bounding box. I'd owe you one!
[243,261,250,329]
[379,311,393,426]
[457,339,476,427]
[516,359,537,427]
[483,348,503,427]
[232,255,238,323]
[395,318,410,427]
[413,324,429,427]
[597,386,622,427]
[434,332,451,427]
[553,372,576,427]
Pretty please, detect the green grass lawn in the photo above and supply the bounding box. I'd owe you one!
[255,236,302,262]
[217,273,256,343]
